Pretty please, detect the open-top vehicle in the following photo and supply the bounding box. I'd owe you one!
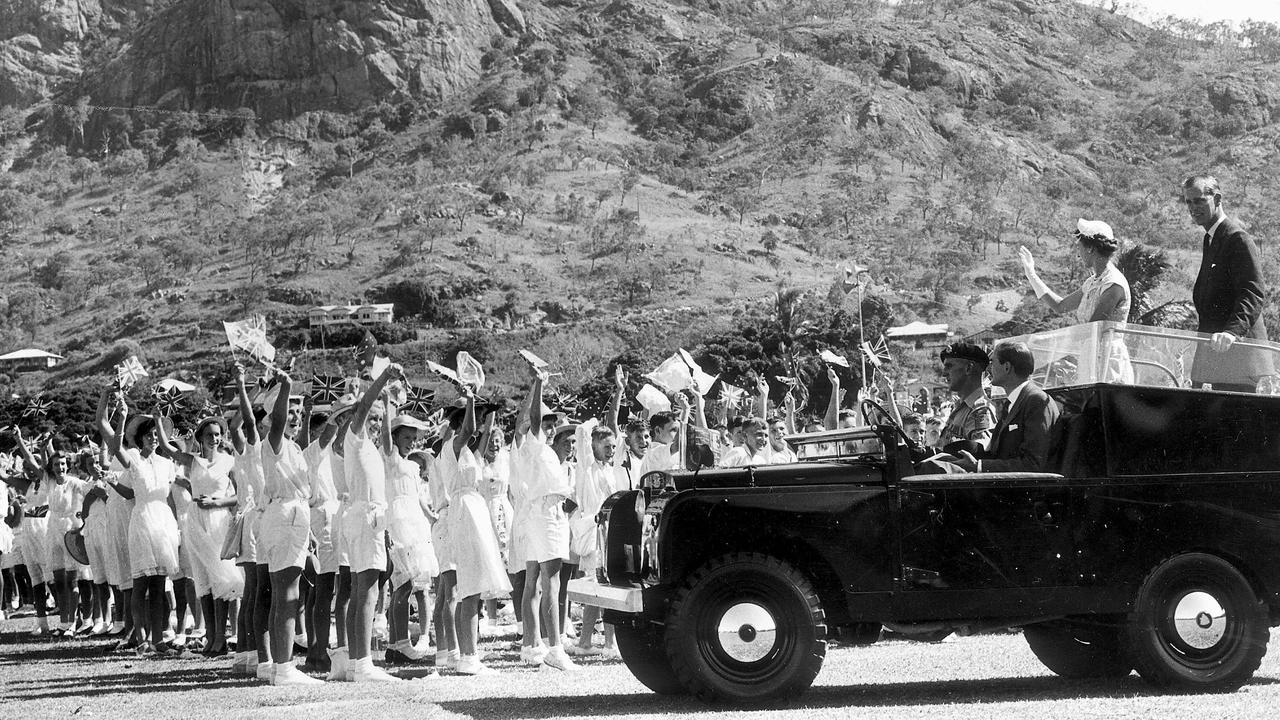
[569,321,1280,703]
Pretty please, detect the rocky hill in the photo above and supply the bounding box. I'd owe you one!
[2,0,1280,426]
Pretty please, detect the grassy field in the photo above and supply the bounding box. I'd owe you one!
[3,615,1279,720]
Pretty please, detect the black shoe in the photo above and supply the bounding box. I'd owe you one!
[383,647,414,665]
[301,655,331,672]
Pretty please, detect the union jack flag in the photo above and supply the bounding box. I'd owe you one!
[309,374,347,406]
[116,356,149,389]
[22,395,52,419]
[400,385,435,416]
[152,386,185,417]
[861,335,892,368]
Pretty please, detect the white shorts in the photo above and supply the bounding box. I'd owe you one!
[343,502,387,575]
[261,499,311,573]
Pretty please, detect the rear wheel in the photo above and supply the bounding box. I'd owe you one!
[1125,553,1268,692]
[1024,621,1131,679]
[664,552,826,703]
[615,623,685,695]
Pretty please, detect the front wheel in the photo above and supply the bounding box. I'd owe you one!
[615,623,685,695]
[664,552,826,703]
[1125,553,1269,692]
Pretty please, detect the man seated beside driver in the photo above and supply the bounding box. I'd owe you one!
[935,342,995,452]
[921,342,1059,475]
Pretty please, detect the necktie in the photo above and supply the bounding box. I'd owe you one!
[1204,232,1212,253]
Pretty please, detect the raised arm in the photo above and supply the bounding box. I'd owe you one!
[96,389,132,469]
[754,375,769,418]
[452,388,476,457]
[1019,246,1082,313]
[478,410,497,460]
[607,366,625,434]
[351,364,399,437]
[236,364,258,446]
[266,371,294,454]
[784,393,797,435]
[824,366,840,430]
[10,426,42,476]
[379,393,393,457]
[527,367,546,442]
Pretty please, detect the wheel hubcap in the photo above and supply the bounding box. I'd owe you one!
[1172,591,1227,650]
[716,602,777,662]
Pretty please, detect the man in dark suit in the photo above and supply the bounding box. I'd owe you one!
[1184,175,1270,392]
[954,342,1059,473]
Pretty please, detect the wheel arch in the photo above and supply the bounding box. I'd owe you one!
[663,513,849,629]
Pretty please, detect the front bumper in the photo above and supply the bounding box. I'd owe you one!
[567,577,644,613]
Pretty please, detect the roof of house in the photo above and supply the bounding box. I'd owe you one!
[885,321,950,338]
[0,348,64,361]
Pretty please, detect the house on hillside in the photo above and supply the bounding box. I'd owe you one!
[885,321,951,350]
[0,348,65,373]
[307,304,395,327]
[959,327,999,349]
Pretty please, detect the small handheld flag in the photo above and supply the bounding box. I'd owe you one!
[400,385,435,416]
[309,374,347,406]
[23,395,52,419]
[116,356,149,389]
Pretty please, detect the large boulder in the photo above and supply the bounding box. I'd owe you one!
[0,0,159,108]
[77,0,517,119]
[1206,73,1279,133]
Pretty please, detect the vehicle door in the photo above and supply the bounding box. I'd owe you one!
[894,474,1077,619]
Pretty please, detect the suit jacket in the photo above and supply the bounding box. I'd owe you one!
[980,382,1059,473]
[1193,217,1266,339]
[1190,217,1271,384]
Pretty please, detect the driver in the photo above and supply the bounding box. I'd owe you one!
[934,342,994,453]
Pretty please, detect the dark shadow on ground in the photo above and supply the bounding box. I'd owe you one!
[7,667,256,699]
[438,675,1280,718]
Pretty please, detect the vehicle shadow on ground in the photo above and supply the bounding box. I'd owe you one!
[5,667,254,699]
[438,675,1280,718]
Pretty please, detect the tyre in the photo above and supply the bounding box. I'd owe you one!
[614,623,686,695]
[1024,622,1131,679]
[1124,552,1269,692]
[664,552,826,703]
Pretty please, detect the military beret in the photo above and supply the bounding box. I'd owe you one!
[940,342,989,368]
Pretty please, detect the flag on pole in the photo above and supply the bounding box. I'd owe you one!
[426,359,462,386]
[518,349,549,369]
[819,349,850,368]
[400,385,435,416]
[309,374,347,406]
[116,356,149,389]
[647,350,717,397]
[456,351,486,389]
[152,386,185,416]
[223,316,276,364]
[842,264,870,294]
[718,382,749,411]
[354,328,377,368]
[22,395,52,419]
[545,387,581,416]
[860,335,891,368]
[636,384,671,414]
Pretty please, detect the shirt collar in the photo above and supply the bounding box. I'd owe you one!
[962,387,987,408]
[1206,215,1226,241]
[1006,380,1031,409]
